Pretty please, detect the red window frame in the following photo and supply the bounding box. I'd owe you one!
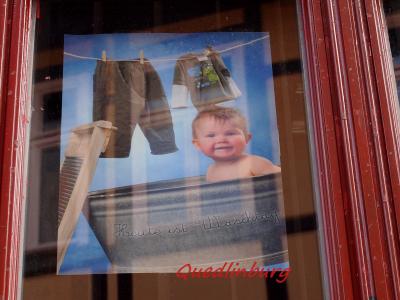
[1,0,400,299]
[301,0,400,298]
[0,0,33,299]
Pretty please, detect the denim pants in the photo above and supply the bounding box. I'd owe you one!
[93,60,178,158]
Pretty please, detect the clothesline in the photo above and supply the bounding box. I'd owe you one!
[63,35,268,62]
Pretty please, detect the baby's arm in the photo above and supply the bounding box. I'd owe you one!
[249,155,281,176]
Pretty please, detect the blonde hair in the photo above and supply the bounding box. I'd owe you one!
[192,106,249,138]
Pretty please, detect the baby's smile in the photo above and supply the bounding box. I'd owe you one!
[214,145,232,150]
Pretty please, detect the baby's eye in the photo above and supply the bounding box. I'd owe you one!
[225,131,238,136]
[206,133,215,138]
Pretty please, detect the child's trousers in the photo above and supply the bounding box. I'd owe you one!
[93,60,178,158]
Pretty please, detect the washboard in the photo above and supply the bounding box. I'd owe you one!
[57,121,116,272]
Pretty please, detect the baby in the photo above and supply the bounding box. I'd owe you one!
[192,106,281,182]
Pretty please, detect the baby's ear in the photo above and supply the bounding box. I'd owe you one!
[192,139,201,150]
[246,133,252,143]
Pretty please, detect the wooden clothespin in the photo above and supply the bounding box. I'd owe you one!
[101,50,107,62]
[139,50,144,64]
[197,46,212,62]
[203,45,213,56]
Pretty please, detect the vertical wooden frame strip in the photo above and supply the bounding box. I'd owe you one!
[366,0,400,205]
[0,0,32,299]
[329,0,400,297]
[362,0,400,297]
[0,0,12,177]
[350,0,400,297]
[299,0,354,299]
[322,0,379,297]
[300,0,400,298]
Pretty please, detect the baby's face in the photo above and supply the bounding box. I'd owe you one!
[193,117,250,161]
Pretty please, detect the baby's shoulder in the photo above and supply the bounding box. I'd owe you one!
[244,154,272,165]
[245,155,281,175]
[205,162,217,180]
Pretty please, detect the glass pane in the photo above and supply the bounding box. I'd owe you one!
[23,0,324,299]
[384,0,400,99]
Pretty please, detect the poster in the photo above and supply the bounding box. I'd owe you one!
[58,32,288,274]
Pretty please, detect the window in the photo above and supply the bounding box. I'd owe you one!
[22,1,325,299]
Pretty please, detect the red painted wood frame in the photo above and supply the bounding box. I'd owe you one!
[300,0,400,299]
[0,0,400,299]
[0,0,32,299]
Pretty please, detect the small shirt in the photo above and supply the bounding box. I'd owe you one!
[171,50,241,110]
